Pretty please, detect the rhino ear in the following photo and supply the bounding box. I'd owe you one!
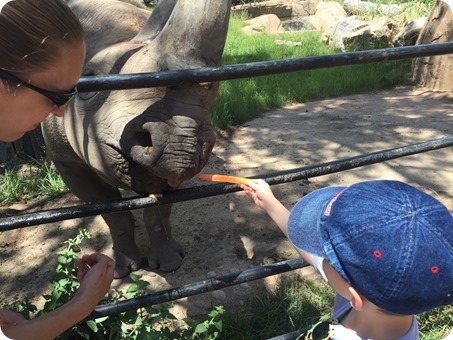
[138,0,232,68]
[132,0,177,44]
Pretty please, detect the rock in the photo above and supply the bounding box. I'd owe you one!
[393,17,427,46]
[211,290,227,300]
[232,0,319,20]
[343,0,402,16]
[281,20,306,31]
[323,15,399,51]
[207,271,217,279]
[322,16,367,50]
[194,299,205,309]
[304,1,348,31]
[413,0,453,91]
[243,14,285,34]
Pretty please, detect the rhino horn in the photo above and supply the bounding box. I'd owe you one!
[132,0,177,44]
[133,0,232,68]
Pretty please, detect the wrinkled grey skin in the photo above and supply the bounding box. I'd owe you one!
[42,0,231,278]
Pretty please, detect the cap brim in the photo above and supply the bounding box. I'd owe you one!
[287,186,346,257]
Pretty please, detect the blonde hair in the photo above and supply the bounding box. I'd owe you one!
[0,0,84,74]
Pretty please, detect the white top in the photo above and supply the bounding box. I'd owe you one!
[312,256,419,340]
[0,327,13,340]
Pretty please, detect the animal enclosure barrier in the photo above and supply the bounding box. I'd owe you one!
[1,43,452,333]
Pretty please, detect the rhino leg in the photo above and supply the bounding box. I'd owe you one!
[143,204,184,271]
[52,159,144,278]
[101,211,145,278]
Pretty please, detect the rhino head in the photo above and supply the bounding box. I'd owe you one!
[42,0,231,277]
[63,0,230,193]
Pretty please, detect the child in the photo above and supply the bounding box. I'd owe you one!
[241,179,453,339]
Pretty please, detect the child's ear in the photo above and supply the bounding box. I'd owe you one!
[348,286,364,311]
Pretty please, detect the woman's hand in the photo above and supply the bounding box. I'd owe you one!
[74,253,115,313]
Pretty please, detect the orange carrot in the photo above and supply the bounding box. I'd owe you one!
[197,174,251,185]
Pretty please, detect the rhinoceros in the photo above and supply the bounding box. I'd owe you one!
[42,0,231,278]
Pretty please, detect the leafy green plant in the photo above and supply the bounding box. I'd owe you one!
[8,229,225,339]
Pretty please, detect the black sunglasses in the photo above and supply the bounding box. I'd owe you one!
[0,68,78,107]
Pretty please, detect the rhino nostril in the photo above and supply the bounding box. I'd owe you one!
[134,131,153,148]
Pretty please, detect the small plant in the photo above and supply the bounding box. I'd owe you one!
[7,229,225,339]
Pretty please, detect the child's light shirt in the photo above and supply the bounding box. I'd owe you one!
[312,256,419,340]
[0,327,13,340]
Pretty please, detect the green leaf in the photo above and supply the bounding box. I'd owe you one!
[94,316,109,323]
[194,322,209,334]
[213,320,223,331]
[86,320,98,332]
[183,317,197,328]
[57,255,69,265]
[126,284,139,293]
[129,273,140,281]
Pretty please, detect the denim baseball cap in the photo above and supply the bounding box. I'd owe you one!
[287,180,453,315]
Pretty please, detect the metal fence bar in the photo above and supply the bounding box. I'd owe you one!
[0,136,451,232]
[86,258,309,320]
[77,42,453,92]
[267,327,311,340]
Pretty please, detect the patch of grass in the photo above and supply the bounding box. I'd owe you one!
[0,158,67,205]
[419,305,453,340]
[219,277,452,339]
[211,16,411,128]
[219,278,335,339]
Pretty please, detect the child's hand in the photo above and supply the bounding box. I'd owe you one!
[241,179,277,212]
[242,179,291,239]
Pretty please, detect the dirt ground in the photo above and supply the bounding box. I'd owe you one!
[0,86,451,320]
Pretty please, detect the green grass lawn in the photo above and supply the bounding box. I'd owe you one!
[211,15,412,128]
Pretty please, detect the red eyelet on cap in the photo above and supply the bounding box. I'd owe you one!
[431,266,439,274]
[373,250,382,258]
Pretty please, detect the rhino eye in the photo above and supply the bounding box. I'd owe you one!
[78,91,98,101]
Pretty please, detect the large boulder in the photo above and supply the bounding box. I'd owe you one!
[232,0,319,20]
[242,14,285,34]
[393,17,427,47]
[303,1,348,31]
[323,15,399,51]
[413,0,453,91]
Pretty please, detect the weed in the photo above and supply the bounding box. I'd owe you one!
[7,229,225,339]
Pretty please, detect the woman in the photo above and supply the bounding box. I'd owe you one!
[0,0,84,141]
[0,1,114,338]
